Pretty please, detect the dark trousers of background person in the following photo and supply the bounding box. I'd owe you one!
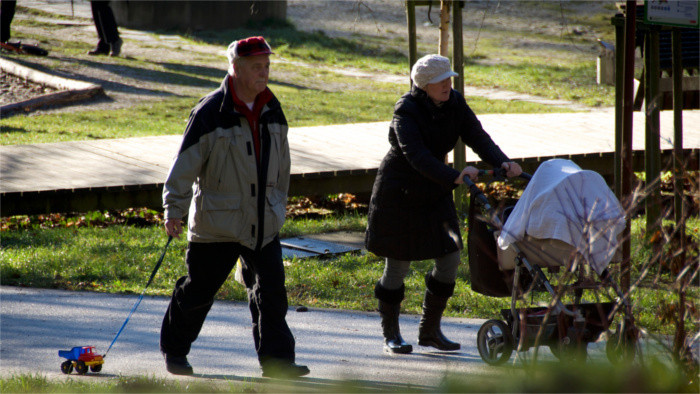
[1,0,17,43]
[90,0,119,49]
[160,238,296,364]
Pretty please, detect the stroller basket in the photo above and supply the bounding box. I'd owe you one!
[500,302,615,352]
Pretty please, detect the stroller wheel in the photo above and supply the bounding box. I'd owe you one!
[477,319,513,365]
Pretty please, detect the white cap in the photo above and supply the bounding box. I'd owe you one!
[410,54,458,89]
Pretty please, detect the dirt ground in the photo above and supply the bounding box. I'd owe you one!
[2,0,614,113]
[0,72,57,105]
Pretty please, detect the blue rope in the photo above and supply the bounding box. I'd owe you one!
[103,236,172,357]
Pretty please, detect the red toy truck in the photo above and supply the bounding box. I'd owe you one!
[58,346,104,374]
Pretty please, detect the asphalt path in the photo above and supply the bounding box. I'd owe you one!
[0,285,506,390]
[2,284,684,391]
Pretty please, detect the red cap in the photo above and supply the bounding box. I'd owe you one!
[236,36,273,57]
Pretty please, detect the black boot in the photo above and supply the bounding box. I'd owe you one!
[375,282,412,354]
[418,274,461,351]
[87,40,109,56]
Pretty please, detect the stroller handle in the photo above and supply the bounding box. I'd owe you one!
[477,168,532,181]
[462,167,532,214]
[462,175,492,212]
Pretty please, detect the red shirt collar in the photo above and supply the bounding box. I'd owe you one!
[228,75,273,116]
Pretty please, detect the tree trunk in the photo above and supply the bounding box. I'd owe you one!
[439,1,451,56]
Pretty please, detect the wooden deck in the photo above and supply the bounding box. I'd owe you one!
[2,110,698,216]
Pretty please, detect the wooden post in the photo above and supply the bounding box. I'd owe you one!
[406,0,418,79]
[644,28,661,242]
[452,1,467,215]
[439,1,451,56]
[671,28,686,357]
[614,15,625,199]
[620,0,637,293]
[672,30,685,227]
[405,0,421,176]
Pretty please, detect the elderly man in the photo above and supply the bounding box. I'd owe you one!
[159,36,308,379]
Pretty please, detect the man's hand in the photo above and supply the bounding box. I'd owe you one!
[455,166,479,184]
[501,162,522,178]
[165,218,183,238]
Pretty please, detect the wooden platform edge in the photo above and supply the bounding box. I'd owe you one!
[1,149,697,216]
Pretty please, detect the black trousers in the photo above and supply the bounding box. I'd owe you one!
[1,1,16,43]
[90,0,119,47]
[160,237,295,364]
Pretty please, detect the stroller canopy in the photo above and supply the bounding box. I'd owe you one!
[497,159,626,274]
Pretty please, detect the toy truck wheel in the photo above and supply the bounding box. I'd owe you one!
[60,360,73,374]
[75,361,88,375]
[90,364,102,373]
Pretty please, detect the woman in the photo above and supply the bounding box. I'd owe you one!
[365,54,522,354]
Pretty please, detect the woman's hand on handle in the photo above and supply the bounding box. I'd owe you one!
[501,162,522,178]
[455,166,479,184]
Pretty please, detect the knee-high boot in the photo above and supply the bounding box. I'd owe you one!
[418,273,460,351]
[374,282,412,354]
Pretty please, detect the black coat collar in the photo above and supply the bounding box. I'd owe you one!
[411,86,457,110]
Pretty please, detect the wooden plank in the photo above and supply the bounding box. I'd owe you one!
[1,150,696,217]
[1,111,698,216]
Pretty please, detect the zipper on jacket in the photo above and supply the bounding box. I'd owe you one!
[218,140,233,186]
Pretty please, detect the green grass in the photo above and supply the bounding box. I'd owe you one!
[1,353,697,393]
[1,4,617,145]
[0,373,255,393]
[188,22,408,75]
[1,215,697,337]
[0,80,570,145]
[1,97,194,145]
[462,61,615,107]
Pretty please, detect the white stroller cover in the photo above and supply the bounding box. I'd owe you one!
[497,159,626,275]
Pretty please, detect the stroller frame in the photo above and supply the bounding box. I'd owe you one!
[464,170,638,366]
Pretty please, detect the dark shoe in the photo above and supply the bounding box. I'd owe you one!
[375,282,413,354]
[261,361,310,379]
[417,275,461,351]
[109,38,122,57]
[164,354,194,375]
[87,44,109,56]
[0,41,22,53]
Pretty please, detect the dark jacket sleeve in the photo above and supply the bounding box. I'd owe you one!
[458,96,510,168]
[393,100,461,189]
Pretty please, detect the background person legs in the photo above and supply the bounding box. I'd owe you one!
[89,0,121,56]
[1,0,16,44]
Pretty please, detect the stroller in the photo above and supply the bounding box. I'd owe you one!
[466,159,638,365]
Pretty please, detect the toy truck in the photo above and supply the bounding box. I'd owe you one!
[58,346,104,374]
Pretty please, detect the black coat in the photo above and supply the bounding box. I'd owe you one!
[365,87,510,261]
